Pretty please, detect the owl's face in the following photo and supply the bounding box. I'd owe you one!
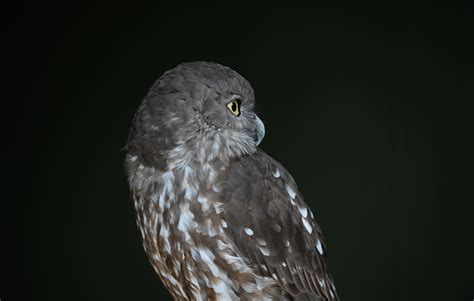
[193,82,265,146]
[128,62,265,167]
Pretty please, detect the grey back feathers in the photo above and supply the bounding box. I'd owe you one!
[125,62,339,300]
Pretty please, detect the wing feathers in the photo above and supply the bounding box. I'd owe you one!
[222,150,339,300]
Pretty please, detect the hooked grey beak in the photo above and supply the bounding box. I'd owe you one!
[254,115,265,146]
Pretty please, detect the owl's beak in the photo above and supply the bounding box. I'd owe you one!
[254,115,265,146]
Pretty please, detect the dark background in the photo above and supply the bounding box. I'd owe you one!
[7,2,473,300]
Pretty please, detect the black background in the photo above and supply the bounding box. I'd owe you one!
[7,2,473,300]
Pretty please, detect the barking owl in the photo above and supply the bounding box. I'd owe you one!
[125,62,339,300]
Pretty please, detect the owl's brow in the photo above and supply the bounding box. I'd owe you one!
[229,94,242,99]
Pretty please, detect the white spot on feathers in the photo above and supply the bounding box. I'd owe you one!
[222,253,241,266]
[213,202,224,214]
[198,247,215,261]
[221,220,228,228]
[190,280,204,301]
[213,279,238,300]
[285,184,296,199]
[302,218,313,233]
[159,224,169,239]
[191,248,200,261]
[242,282,258,293]
[217,240,228,250]
[184,186,195,200]
[273,168,280,178]
[259,246,270,256]
[255,277,274,290]
[182,166,196,200]
[299,207,308,218]
[160,224,171,253]
[318,279,326,287]
[158,192,165,208]
[177,202,196,240]
[244,228,254,236]
[203,218,220,237]
[161,170,175,199]
[197,196,210,211]
[316,239,324,255]
[211,140,220,160]
[192,248,222,279]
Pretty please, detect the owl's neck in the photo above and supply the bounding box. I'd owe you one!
[165,128,257,169]
[126,145,224,199]
[126,126,256,202]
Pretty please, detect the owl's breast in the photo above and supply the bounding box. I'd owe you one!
[126,154,284,300]
[127,155,234,298]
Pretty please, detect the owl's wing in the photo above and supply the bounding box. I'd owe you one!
[222,150,339,300]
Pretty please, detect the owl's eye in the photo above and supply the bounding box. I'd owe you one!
[226,99,241,117]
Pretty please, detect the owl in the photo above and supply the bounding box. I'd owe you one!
[125,62,339,300]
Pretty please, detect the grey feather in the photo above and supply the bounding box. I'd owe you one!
[222,151,339,300]
[125,62,339,300]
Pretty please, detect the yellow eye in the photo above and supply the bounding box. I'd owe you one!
[226,99,241,116]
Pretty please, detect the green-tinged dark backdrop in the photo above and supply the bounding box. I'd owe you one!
[7,2,473,300]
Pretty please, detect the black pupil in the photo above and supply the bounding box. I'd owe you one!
[231,102,237,112]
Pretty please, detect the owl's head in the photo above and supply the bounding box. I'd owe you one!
[127,62,265,169]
